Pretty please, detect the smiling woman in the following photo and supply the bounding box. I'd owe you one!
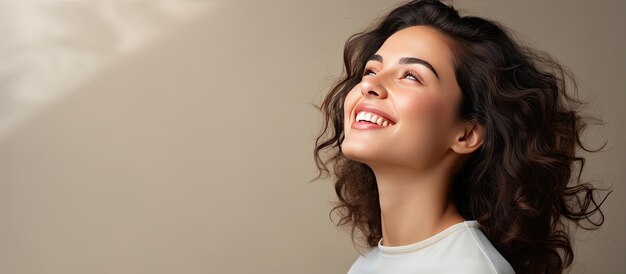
[313,1,612,274]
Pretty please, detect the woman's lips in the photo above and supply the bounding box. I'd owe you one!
[351,120,387,130]
[353,104,396,122]
[351,103,396,130]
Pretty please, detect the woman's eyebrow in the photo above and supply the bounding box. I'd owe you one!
[367,54,440,79]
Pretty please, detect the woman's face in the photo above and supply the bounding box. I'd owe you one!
[341,25,464,171]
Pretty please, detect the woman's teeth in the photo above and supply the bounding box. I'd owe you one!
[355,111,392,126]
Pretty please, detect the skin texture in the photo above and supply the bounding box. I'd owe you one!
[341,25,485,247]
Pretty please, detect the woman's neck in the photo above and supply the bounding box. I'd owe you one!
[371,164,465,247]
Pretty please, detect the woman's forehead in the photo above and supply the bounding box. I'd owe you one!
[376,26,452,62]
[374,26,455,73]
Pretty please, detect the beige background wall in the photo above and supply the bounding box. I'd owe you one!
[0,0,623,273]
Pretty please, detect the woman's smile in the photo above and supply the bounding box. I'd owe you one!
[351,103,397,130]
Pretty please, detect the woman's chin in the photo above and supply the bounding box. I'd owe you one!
[341,142,382,165]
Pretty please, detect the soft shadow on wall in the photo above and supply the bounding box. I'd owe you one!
[0,0,382,273]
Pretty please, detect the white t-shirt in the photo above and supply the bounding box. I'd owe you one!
[347,220,515,274]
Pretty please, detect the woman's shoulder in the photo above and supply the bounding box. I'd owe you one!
[451,221,515,274]
[347,221,515,274]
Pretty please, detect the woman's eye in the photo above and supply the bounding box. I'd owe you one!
[363,69,376,76]
[403,70,421,83]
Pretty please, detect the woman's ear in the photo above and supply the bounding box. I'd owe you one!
[450,121,484,155]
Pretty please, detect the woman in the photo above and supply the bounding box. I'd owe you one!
[313,0,612,273]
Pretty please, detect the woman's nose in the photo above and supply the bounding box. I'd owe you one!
[360,76,388,99]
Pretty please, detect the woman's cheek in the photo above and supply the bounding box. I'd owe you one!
[398,92,442,125]
[395,94,448,158]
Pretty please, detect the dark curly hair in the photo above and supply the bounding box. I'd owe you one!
[312,0,613,273]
